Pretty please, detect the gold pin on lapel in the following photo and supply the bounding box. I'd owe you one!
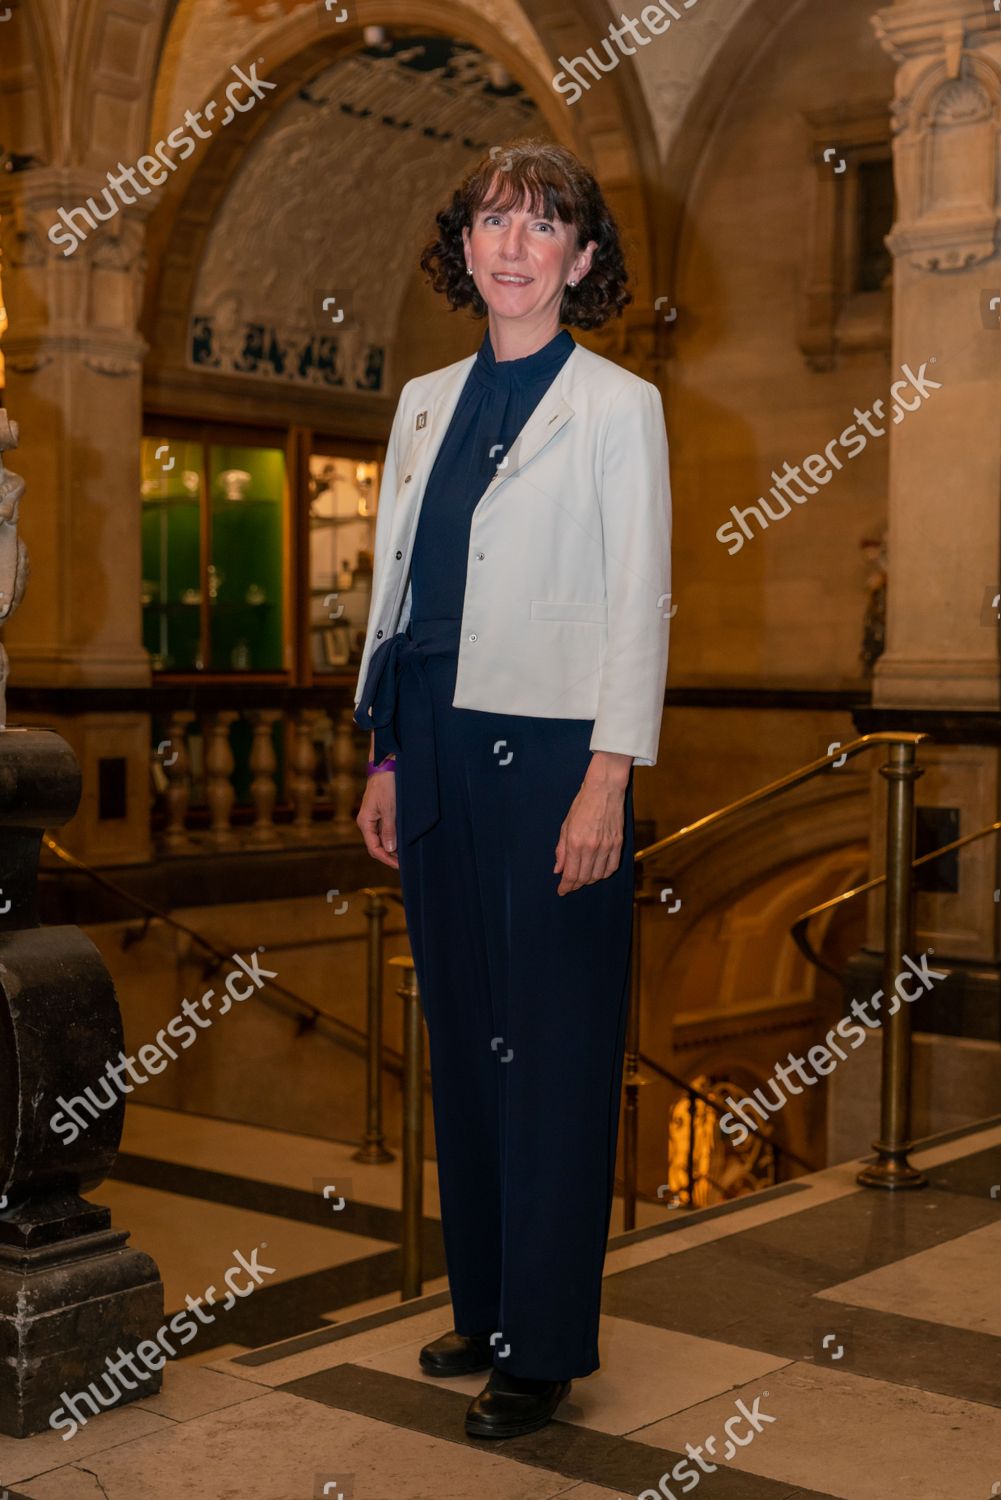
[416,411,427,430]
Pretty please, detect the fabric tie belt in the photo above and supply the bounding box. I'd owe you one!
[352,618,460,845]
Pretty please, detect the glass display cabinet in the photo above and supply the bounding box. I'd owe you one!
[307,447,378,676]
[141,430,288,675]
[141,423,382,683]
[141,416,385,837]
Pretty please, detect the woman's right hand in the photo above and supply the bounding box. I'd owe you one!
[356,769,400,869]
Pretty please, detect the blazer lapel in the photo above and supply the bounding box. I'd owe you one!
[394,341,579,526]
[474,348,579,512]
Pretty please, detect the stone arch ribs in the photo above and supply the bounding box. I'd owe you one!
[128,0,663,383]
[656,0,813,328]
[0,0,60,166]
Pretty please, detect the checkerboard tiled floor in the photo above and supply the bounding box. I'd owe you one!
[2,1111,998,1499]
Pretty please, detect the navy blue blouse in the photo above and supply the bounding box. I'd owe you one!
[407,324,576,625]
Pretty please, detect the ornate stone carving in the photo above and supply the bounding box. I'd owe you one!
[882,61,996,273]
[0,410,29,728]
[83,352,143,377]
[875,18,1001,273]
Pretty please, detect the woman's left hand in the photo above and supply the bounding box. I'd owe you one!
[554,755,630,895]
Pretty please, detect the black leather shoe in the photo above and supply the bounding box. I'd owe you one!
[419,1329,494,1377]
[464,1368,572,1438]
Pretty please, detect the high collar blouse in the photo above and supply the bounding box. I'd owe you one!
[407,324,577,625]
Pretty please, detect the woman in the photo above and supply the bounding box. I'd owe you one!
[354,138,671,1439]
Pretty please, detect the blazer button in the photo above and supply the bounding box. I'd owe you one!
[395,550,403,559]
[376,629,384,638]
[468,633,477,642]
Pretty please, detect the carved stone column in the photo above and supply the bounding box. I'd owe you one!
[0,172,152,864]
[871,4,1001,712]
[861,4,1001,985]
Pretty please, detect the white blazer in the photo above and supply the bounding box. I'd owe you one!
[353,338,672,765]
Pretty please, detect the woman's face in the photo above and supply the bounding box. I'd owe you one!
[461,182,597,329]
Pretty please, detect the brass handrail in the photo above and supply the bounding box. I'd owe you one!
[621,730,931,1228]
[42,836,408,1071]
[791,818,1001,980]
[634,732,925,863]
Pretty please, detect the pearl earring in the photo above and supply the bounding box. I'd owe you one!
[568,278,577,287]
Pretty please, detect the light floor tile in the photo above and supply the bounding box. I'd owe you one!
[89,1179,392,1311]
[0,1406,170,1488]
[816,1220,1001,1337]
[131,1361,266,1421]
[602,1173,859,1278]
[13,1468,108,1499]
[15,1390,619,1500]
[354,1315,791,1435]
[122,1102,442,1216]
[632,1362,1001,1500]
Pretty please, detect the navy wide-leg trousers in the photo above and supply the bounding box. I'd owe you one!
[393,618,635,1382]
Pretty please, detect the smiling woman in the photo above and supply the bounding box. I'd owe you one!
[353,136,672,1442]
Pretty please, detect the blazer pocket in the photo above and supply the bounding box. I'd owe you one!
[530,599,608,624]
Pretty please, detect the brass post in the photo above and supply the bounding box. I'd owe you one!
[353,888,395,1165]
[685,1087,697,1208]
[394,956,425,1298]
[622,866,644,1231]
[857,740,927,1190]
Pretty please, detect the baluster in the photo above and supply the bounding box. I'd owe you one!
[330,706,359,839]
[290,708,319,841]
[247,709,283,847]
[204,710,239,848]
[159,710,196,854]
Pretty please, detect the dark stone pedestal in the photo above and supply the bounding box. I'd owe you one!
[0,729,163,1438]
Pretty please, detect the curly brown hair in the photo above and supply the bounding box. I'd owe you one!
[419,138,632,331]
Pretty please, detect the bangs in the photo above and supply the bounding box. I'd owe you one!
[473,161,577,227]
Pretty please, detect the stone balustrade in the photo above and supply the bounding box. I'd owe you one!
[156,699,361,853]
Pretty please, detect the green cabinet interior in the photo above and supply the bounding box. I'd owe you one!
[209,444,285,673]
[141,437,286,674]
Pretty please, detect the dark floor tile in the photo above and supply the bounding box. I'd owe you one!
[280,1363,844,1499]
[111,1151,422,1243]
[602,1180,1001,1407]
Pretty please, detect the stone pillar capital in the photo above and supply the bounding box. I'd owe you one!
[0,167,150,369]
[873,1,1001,64]
[871,3,1000,272]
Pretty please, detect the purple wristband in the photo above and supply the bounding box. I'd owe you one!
[367,756,396,775]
